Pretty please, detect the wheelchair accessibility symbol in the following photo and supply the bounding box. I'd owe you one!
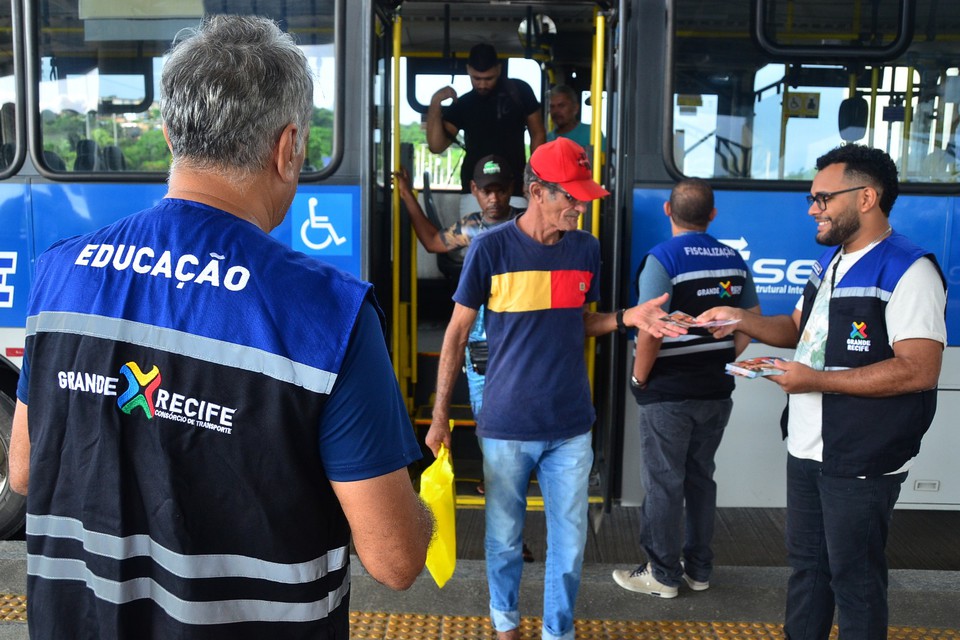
[301,197,348,250]
[289,190,356,260]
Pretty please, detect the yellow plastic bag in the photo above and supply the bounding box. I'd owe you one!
[419,443,456,588]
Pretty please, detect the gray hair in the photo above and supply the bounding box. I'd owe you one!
[523,162,561,195]
[550,84,579,104]
[160,15,313,179]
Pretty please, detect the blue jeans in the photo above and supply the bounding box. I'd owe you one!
[636,398,732,586]
[465,306,487,416]
[464,353,485,416]
[479,432,593,640]
[784,454,906,640]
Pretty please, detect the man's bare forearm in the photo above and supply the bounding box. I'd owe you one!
[426,102,453,154]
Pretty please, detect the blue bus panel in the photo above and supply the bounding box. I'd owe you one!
[0,183,364,332]
[273,185,362,276]
[632,188,958,345]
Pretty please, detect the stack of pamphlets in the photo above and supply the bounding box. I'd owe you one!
[725,356,785,378]
[659,310,740,329]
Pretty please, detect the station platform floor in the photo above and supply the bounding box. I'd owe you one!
[0,555,955,639]
[351,506,958,638]
[1,505,959,639]
[351,558,960,639]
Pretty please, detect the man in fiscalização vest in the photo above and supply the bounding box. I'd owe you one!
[612,178,759,599]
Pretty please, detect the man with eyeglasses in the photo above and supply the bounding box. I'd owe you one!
[425,137,686,640]
[699,144,946,640]
[426,43,546,197]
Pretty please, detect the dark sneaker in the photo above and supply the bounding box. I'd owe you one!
[522,543,534,563]
[611,563,678,598]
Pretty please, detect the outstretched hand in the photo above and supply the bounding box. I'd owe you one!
[624,293,687,339]
[697,306,742,339]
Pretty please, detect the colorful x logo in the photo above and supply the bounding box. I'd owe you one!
[849,322,868,340]
[117,362,162,419]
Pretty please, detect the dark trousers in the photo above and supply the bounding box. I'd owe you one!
[637,398,732,587]
[784,454,906,640]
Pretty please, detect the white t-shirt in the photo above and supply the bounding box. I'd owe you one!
[788,241,947,468]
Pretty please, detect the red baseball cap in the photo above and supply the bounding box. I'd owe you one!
[529,137,609,202]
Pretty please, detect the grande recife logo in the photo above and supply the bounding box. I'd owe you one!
[850,321,868,340]
[117,362,162,419]
[696,280,743,298]
[846,321,871,353]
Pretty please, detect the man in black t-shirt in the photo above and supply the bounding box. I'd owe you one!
[426,43,546,195]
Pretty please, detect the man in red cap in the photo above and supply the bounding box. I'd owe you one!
[425,137,684,640]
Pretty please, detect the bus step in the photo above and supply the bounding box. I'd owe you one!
[414,405,604,512]
[415,351,471,408]
[453,493,604,511]
[412,403,476,428]
[452,472,602,511]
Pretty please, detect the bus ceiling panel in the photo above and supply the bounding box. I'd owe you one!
[82,19,201,43]
[77,0,334,20]
[397,2,599,60]
[52,1,335,46]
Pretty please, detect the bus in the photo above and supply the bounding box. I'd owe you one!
[0,0,956,538]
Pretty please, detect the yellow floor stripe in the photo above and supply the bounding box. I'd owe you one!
[349,612,960,639]
[0,594,26,622]
[1,593,955,638]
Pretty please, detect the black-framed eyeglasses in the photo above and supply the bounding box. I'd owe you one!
[805,186,866,212]
[544,183,580,205]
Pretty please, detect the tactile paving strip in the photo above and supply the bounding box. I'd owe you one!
[348,612,960,639]
[0,600,954,637]
[0,594,26,622]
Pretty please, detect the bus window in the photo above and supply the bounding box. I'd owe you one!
[756,0,911,56]
[670,0,959,183]
[0,1,15,174]
[34,0,338,175]
[750,64,854,180]
[302,39,338,175]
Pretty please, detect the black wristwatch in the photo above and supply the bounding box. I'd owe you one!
[630,375,646,390]
[616,308,626,334]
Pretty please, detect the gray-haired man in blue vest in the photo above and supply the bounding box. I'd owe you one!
[10,16,433,639]
[699,144,947,640]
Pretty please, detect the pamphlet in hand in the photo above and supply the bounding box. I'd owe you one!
[660,310,741,329]
[725,356,786,378]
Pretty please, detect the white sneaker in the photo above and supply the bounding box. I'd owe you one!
[679,560,710,591]
[682,572,710,591]
[611,563,678,598]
